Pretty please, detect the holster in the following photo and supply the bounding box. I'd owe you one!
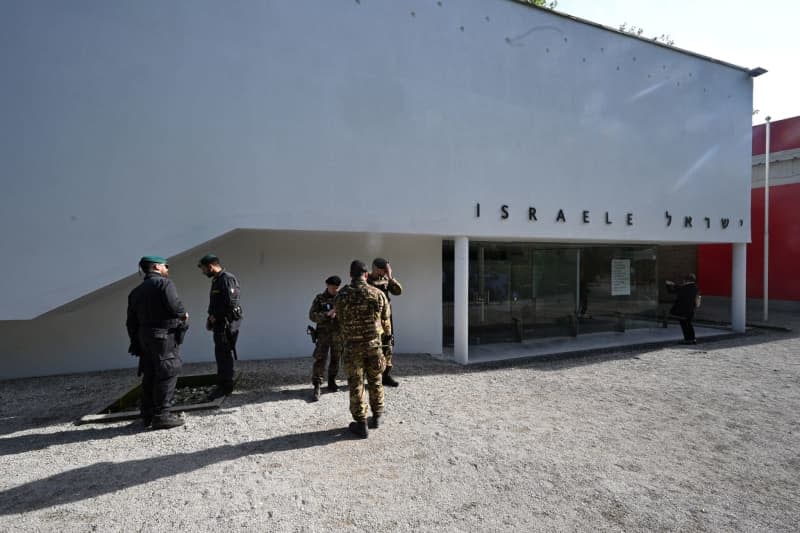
[174,321,189,345]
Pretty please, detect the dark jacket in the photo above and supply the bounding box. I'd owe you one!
[668,281,698,319]
[208,270,242,330]
[126,273,186,352]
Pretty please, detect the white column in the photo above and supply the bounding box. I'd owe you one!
[731,242,747,332]
[454,236,469,364]
[763,116,771,322]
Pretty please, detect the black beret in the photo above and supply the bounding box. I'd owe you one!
[350,260,368,277]
[372,257,388,269]
[198,253,220,267]
[325,275,341,286]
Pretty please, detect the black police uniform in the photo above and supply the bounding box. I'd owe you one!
[126,272,186,422]
[208,270,242,393]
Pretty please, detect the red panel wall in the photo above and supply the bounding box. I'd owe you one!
[697,243,731,296]
[698,116,800,301]
[697,183,800,300]
[752,116,800,155]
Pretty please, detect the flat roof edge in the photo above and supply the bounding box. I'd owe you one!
[508,0,754,74]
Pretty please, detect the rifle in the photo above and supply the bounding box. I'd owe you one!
[306,325,318,344]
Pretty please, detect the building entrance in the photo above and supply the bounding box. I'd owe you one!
[443,242,660,345]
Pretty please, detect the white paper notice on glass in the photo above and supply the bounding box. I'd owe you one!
[611,259,631,296]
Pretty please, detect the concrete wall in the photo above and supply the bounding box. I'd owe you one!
[0,0,754,319]
[0,230,442,379]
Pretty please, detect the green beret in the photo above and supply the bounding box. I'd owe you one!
[140,255,167,265]
[198,253,220,267]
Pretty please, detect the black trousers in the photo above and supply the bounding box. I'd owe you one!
[138,332,182,418]
[679,318,695,342]
[213,327,238,390]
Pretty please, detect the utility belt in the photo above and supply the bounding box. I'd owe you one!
[141,319,180,329]
[140,322,188,344]
[345,337,382,350]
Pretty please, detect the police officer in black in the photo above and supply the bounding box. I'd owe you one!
[198,254,242,399]
[126,255,189,430]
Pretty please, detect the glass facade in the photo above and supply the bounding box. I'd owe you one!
[443,241,660,345]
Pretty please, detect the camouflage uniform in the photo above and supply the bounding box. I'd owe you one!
[308,290,342,385]
[334,278,390,422]
[366,273,402,369]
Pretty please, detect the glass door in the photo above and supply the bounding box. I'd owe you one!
[468,244,514,344]
[528,248,578,338]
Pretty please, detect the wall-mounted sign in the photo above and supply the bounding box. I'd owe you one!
[611,259,631,296]
[474,203,743,230]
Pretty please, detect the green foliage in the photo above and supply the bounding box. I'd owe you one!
[519,0,558,8]
[618,22,675,46]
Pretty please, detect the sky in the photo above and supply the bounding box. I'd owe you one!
[555,0,798,124]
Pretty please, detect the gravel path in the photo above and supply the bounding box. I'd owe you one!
[1,319,799,532]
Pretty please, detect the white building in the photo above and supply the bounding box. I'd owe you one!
[0,0,757,379]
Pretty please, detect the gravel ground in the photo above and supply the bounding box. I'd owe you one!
[1,317,799,532]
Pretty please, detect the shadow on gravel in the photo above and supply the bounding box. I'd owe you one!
[0,427,350,515]
[0,424,141,457]
[3,327,795,433]
[0,414,77,438]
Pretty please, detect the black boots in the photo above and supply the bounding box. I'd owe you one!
[312,383,321,401]
[368,414,382,429]
[382,367,399,387]
[349,420,368,438]
[151,413,185,430]
[207,385,232,401]
[328,377,339,392]
[351,414,382,436]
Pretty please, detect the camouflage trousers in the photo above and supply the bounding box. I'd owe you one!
[345,341,385,421]
[312,332,342,385]
[382,333,394,369]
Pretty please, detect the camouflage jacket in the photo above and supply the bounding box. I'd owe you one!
[366,273,402,303]
[308,291,340,334]
[334,278,391,346]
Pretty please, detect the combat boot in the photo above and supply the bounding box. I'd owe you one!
[327,376,338,392]
[382,367,399,387]
[207,386,230,401]
[368,413,382,429]
[151,413,185,430]
[312,383,321,402]
[349,420,368,438]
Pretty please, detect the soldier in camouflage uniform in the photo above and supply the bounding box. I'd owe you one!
[334,260,391,438]
[308,275,343,401]
[367,257,402,387]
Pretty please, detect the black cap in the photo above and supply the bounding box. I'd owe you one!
[372,257,388,269]
[198,253,220,267]
[350,260,368,277]
[325,275,341,286]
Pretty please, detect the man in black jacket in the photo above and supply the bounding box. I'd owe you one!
[127,255,189,429]
[198,253,242,399]
[666,273,699,345]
